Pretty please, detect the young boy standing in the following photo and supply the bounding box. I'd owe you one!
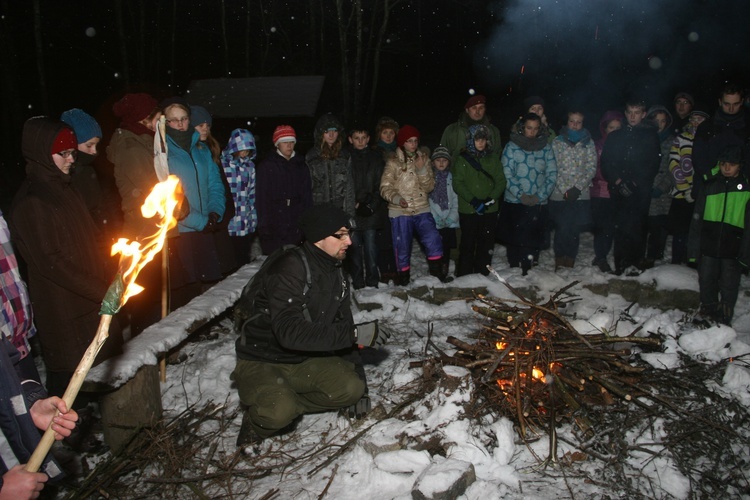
[347,126,384,288]
[688,145,750,325]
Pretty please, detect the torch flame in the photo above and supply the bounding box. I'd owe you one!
[110,175,181,306]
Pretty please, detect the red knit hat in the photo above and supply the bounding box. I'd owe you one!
[273,125,296,146]
[113,93,159,125]
[396,124,420,147]
[464,94,486,109]
[50,126,77,155]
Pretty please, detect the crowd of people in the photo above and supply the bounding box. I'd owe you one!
[1,81,749,479]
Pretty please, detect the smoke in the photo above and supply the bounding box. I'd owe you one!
[476,0,750,122]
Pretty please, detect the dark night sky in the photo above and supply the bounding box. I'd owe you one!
[2,0,750,204]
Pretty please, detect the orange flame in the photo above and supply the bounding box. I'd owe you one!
[110,175,181,305]
[496,341,508,350]
[532,367,544,380]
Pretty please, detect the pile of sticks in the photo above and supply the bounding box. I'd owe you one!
[438,281,662,440]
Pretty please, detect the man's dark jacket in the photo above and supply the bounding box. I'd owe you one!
[600,122,661,197]
[236,242,355,364]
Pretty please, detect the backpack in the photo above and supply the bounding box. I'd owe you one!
[233,245,312,334]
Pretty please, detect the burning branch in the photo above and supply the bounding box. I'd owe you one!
[25,175,181,472]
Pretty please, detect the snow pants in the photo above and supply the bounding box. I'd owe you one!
[390,212,443,272]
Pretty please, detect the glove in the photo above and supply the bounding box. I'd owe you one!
[651,187,663,199]
[618,181,636,198]
[470,197,486,215]
[520,194,540,206]
[564,187,581,202]
[345,394,371,419]
[356,203,375,217]
[483,198,496,209]
[684,188,694,203]
[355,320,390,347]
[203,212,220,233]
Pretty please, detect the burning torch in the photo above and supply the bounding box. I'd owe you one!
[25,174,182,472]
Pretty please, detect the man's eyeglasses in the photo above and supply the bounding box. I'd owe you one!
[167,117,190,124]
[55,149,78,159]
[330,231,351,240]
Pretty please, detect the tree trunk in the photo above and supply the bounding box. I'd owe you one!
[32,0,48,113]
[351,0,363,119]
[245,0,251,76]
[170,0,177,89]
[335,0,351,120]
[221,0,229,76]
[368,0,401,118]
[114,0,131,88]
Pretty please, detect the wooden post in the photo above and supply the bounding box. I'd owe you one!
[160,241,168,383]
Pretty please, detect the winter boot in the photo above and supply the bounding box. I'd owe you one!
[237,410,263,452]
[441,258,452,281]
[396,270,410,286]
[428,258,453,283]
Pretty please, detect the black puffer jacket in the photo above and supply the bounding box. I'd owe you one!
[236,242,355,364]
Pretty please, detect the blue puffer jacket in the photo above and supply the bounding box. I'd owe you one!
[221,129,257,236]
[167,131,226,232]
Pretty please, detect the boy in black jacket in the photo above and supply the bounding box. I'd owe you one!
[688,145,750,325]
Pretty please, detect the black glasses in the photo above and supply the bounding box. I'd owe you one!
[166,116,190,124]
[55,149,78,159]
[330,231,351,240]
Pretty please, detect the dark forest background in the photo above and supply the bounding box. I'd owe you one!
[2,0,750,211]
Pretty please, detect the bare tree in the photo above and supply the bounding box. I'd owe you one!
[220,0,229,76]
[114,0,131,88]
[32,0,48,113]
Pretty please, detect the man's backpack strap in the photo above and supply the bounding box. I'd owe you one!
[236,244,313,336]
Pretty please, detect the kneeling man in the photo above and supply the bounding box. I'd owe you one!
[233,205,389,447]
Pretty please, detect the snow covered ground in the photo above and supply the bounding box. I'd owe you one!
[90,233,750,499]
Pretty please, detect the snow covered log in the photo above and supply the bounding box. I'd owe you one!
[86,263,260,388]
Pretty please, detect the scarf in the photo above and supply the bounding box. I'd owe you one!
[75,151,97,167]
[166,127,194,152]
[509,132,548,152]
[378,140,397,152]
[430,169,450,210]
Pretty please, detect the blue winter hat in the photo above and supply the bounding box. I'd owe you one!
[60,108,102,144]
[190,105,212,128]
